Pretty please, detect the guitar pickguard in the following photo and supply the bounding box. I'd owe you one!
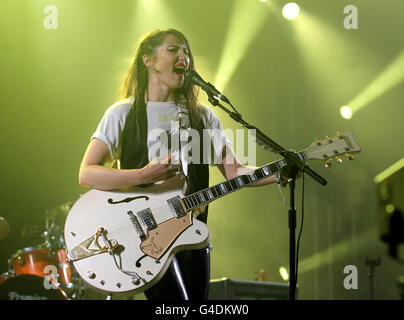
[140,212,193,260]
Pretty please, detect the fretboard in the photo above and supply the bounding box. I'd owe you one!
[181,151,307,210]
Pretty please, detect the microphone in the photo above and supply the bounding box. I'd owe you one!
[186,70,230,104]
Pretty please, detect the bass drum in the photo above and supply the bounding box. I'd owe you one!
[10,245,74,289]
[0,274,68,300]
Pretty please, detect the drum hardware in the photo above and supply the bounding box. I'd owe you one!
[0,200,92,299]
[0,216,10,240]
[21,225,44,242]
[0,272,12,285]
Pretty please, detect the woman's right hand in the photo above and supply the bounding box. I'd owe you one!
[139,153,179,184]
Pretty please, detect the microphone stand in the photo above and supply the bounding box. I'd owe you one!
[207,94,327,300]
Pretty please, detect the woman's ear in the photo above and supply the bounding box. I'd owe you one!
[142,54,154,69]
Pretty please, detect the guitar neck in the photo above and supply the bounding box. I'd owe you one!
[181,151,308,211]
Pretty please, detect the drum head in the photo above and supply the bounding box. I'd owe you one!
[0,275,67,300]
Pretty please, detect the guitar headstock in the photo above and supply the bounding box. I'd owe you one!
[304,131,361,167]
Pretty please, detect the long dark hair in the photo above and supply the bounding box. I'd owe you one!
[118,28,203,129]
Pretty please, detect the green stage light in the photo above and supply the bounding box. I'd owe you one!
[279,266,289,281]
[298,228,375,274]
[340,106,352,119]
[134,0,179,35]
[343,50,404,117]
[288,8,376,118]
[214,0,270,92]
[385,204,395,214]
[282,3,300,20]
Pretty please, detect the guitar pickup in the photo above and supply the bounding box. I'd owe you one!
[127,211,147,241]
[167,196,186,218]
[137,208,157,231]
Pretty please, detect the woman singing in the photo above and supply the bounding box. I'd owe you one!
[78,28,279,300]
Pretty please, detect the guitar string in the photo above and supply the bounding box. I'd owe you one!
[95,167,267,237]
[107,176,247,233]
[106,198,201,236]
[106,197,206,237]
[105,189,237,237]
[107,197,207,237]
[98,202,176,233]
[107,208,173,235]
[94,187,260,239]
[96,174,265,237]
[101,201,195,237]
[107,206,178,237]
[108,209,188,238]
[100,168,289,240]
[101,192,209,236]
[75,168,275,240]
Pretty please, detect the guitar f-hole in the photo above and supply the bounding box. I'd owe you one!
[107,195,149,205]
[135,254,147,268]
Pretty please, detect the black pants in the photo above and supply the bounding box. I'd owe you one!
[144,247,210,300]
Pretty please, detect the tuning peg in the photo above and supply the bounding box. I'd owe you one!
[345,153,354,160]
[325,160,332,168]
[326,136,333,143]
[335,156,343,164]
[314,138,321,146]
[336,131,343,139]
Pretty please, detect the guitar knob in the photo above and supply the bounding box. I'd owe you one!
[325,160,332,168]
[345,154,354,160]
[335,156,343,164]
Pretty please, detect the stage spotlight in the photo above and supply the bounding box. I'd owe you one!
[134,0,178,35]
[385,204,395,214]
[340,105,353,119]
[279,266,289,281]
[343,49,404,117]
[298,228,375,275]
[282,2,300,20]
[214,0,269,92]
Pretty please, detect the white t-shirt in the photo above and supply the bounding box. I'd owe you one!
[91,98,230,171]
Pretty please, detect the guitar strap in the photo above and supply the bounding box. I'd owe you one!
[120,98,209,223]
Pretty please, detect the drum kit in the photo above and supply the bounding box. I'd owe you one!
[0,202,92,300]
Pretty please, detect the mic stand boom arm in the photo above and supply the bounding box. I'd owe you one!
[207,95,327,186]
[207,95,327,301]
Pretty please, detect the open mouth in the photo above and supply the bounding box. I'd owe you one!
[173,62,187,77]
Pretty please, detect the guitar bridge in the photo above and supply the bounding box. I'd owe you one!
[67,228,118,262]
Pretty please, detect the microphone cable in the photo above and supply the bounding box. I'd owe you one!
[294,168,305,289]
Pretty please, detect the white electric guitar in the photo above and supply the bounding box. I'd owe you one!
[64,131,361,294]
